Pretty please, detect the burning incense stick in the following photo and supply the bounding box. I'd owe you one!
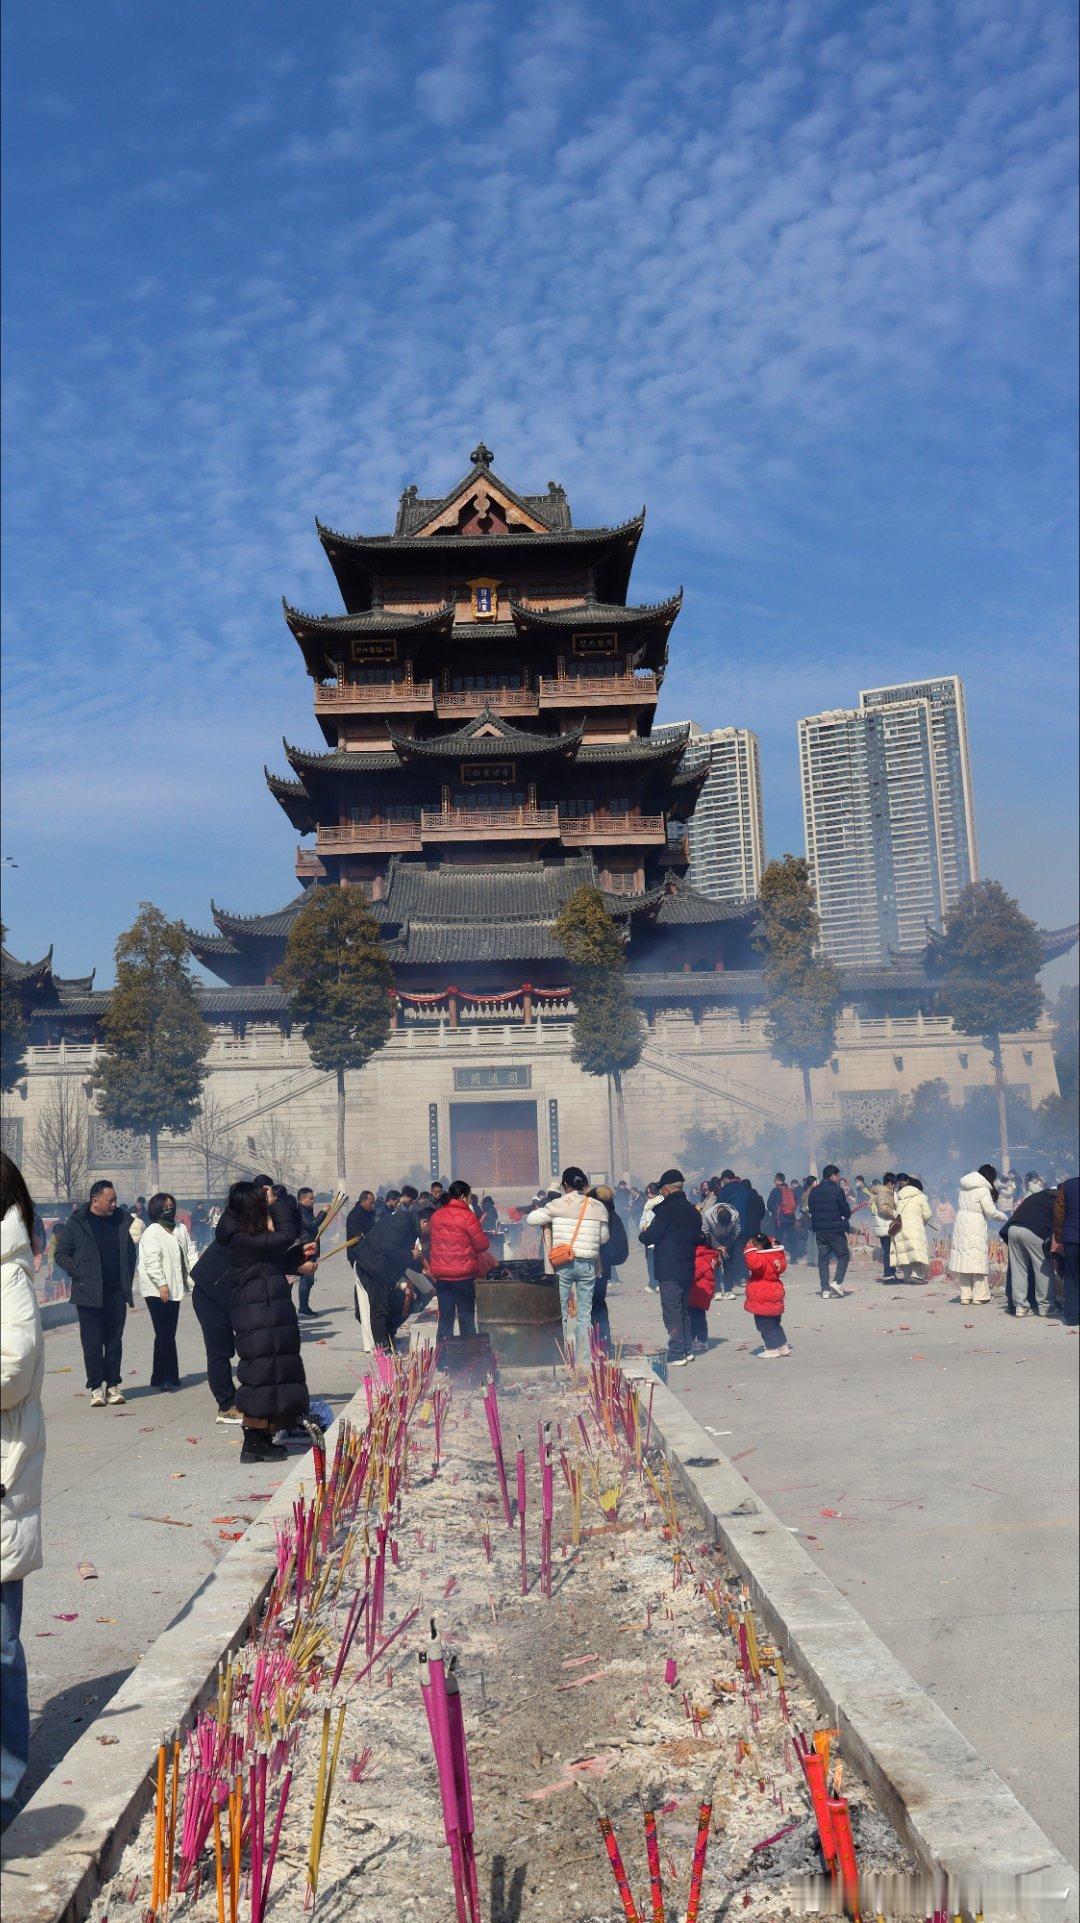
[575,1784,640,1923]
[684,1762,722,1923]
[641,1799,665,1923]
[827,1796,860,1918]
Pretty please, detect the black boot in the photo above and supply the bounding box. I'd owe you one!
[241,1427,288,1463]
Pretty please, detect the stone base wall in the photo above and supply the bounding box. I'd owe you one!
[3,1007,1060,1203]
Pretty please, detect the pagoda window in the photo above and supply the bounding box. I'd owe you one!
[384,801,422,821]
[348,665,400,685]
[566,656,626,678]
[451,784,527,811]
[448,671,523,692]
[348,803,374,823]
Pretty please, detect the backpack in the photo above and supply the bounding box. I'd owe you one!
[776,1184,796,1217]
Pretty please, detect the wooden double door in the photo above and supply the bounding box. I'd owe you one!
[448,1100,539,1191]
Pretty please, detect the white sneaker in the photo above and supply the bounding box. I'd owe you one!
[89,1386,106,1408]
[669,1354,691,1368]
[216,1407,243,1425]
[828,1282,847,1298]
[106,1385,126,1405]
[1014,1306,1031,1319]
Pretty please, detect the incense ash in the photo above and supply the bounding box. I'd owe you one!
[86,1351,916,1922]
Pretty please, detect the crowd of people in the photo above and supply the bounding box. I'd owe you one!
[1,1143,1077,1831]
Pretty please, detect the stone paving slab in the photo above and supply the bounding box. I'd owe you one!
[626,1361,1079,1919]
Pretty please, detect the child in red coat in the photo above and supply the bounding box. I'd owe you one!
[744,1232,790,1358]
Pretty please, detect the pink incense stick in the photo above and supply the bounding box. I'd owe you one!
[446,1663,481,1923]
[421,1641,468,1923]
[540,1427,554,1601]
[515,1439,528,1596]
[481,1388,513,1528]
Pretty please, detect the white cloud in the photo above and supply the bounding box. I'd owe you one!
[2,0,1076,965]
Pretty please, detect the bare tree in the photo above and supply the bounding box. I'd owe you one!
[253,1111,300,1189]
[186,1090,237,1199]
[32,1075,90,1205]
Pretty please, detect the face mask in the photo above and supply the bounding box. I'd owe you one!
[160,1208,176,1227]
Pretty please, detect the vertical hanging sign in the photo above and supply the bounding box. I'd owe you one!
[428,1103,440,1179]
[547,1099,560,1179]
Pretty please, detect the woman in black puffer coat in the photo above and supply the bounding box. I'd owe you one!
[218,1182,317,1464]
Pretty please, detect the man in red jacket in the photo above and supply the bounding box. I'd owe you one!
[427,1180,491,1341]
[744,1233,791,1358]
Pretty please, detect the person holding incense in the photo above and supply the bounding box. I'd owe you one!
[427,1179,492,1342]
[218,1181,318,1464]
[744,1231,791,1357]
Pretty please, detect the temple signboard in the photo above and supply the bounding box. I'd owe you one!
[453,1065,533,1091]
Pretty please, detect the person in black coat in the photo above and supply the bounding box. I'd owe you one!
[190,1180,248,1423]
[218,1182,317,1463]
[592,1186,629,1351]
[639,1169,702,1366]
[352,1196,420,1350]
[53,1180,138,1405]
[806,1166,852,1297]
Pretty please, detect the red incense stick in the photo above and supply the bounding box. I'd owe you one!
[684,1764,721,1923]
[642,1803,665,1923]
[575,1786,640,1923]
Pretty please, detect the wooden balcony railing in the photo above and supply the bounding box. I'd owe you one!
[560,813,666,843]
[538,673,658,705]
[316,821,423,853]
[435,688,540,716]
[295,848,326,877]
[419,806,560,839]
[314,679,434,711]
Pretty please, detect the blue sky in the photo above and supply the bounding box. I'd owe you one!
[2,0,1077,987]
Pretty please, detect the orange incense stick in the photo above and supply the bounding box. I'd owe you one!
[165,1738,180,1903]
[212,1805,225,1923]
[151,1743,166,1915]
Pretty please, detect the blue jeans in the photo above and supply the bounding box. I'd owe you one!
[558,1257,596,1361]
[1,1580,29,1829]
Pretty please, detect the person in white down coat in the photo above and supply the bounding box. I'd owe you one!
[949,1164,1007,1305]
[138,1192,197,1391]
[890,1175,933,1283]
[1,1153,46,1830]
[527,1166,608,1361]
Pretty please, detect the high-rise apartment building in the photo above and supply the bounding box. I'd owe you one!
[859,676,978,903]
[799,683,970,966]
[656,722,765,902]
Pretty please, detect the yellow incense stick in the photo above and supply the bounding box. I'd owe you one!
[308,1708,331,1892]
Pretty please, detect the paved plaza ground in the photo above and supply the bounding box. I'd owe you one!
[20,1246,1079,1867]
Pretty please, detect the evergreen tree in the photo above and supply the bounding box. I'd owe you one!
[93,903,211,1191]
[931,880,1044,1173]
[553,884,644,1179]
[277,887,394,1185]
[1,925,28,1094]
[755,856,841,1174]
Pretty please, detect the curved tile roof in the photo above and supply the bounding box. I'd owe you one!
[315,511,646,554]
[388,710,581,760]
[509,590,682,628]
[282,599,455,636]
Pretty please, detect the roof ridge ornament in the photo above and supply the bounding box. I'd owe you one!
[469,441,494,468]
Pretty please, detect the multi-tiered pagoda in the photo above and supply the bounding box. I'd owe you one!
[186,444,760,1019]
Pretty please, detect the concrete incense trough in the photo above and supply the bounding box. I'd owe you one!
[3,1350,1074,1923]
